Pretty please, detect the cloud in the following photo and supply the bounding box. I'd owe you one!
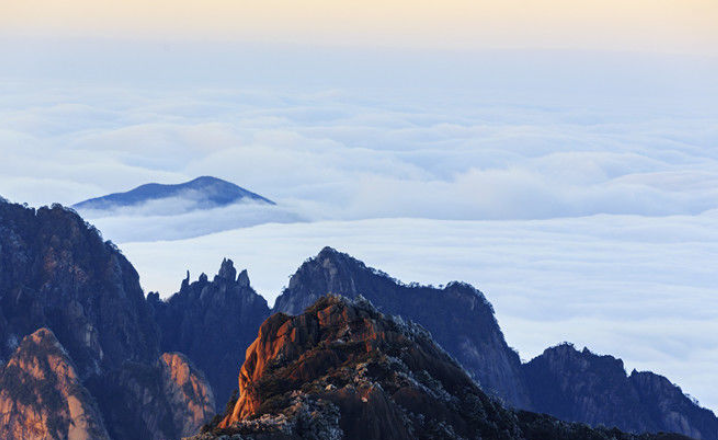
[1,49,716,222]
[78,199,305,242]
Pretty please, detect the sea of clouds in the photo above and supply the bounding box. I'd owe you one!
[1,41,716,410]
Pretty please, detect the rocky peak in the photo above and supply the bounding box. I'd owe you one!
[237,269,250,288]
[0,201,159,376]
[0,201,225,440]
[273,247,531,409]
[0,328,111,440]
[217,258,238,283]
[533,343,627,373]
[211,295,518,439]
[524,343,718,440]
[195,296,694,440]
[150,260,271,408]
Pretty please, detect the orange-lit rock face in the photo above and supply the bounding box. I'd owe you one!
[0,328,110,440]
[158,352,216,437]
[219,299,387,425]
[216,295,474,438]
[201,295,523,440]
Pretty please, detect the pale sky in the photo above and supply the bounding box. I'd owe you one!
[2,0,717,56]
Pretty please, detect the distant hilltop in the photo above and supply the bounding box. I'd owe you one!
[73,176,275,212]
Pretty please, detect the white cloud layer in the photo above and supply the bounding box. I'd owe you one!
[1,51,716,227]
[1,45,716,414]
[120,213,718,413]
[77,199,304,241]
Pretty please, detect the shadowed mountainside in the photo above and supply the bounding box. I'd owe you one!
[0,201,158,374]
[0,200,215,440]
[149,259,271,407]
[524,344,718,440]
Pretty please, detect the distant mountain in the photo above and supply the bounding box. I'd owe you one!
[73,176,275,212]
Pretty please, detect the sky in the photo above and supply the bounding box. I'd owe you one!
[2,0,718,56]
[1,0,717,415]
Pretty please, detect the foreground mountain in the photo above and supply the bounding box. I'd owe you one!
[524,344,718,440]
[149,259,271,407]
[0,328,110,440]
[193,295,692,440]
[0,200,215,440]
[0,201,159,374]
[73,176,275,212]
[273,246,531,408]
[271,247,718,439]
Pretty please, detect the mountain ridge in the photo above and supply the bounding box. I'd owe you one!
[194,295,696,440]
[1,198,715,439]
[0,199,216,440]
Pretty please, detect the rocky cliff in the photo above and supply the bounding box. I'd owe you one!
[272,247,531,408]
[0,202,159,375]
[90,352,215,440]
[0,328,111,440]
[149,259,271,407]
[192,295,694,440]
[0,200,215,440]
[524,344,718,440]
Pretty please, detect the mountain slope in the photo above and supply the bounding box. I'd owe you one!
[73,176,274,212]
[0,201,159,374]
[89,352,215,440]
[272,246,531,408]
[194,295,693,440]
[148,259,271,407]
[0,199,215,440]
[0,328,111,440]
[524,344,718,440]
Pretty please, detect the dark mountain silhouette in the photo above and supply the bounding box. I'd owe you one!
[193,295,694,440]
[0,200,215,440]
[148,259,271,408]
[72,176,275,211]
[524,344,718,440]
[0,201,158,373]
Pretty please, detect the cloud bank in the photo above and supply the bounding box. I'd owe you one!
[77,199,304,242]
[1,53,716,231]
